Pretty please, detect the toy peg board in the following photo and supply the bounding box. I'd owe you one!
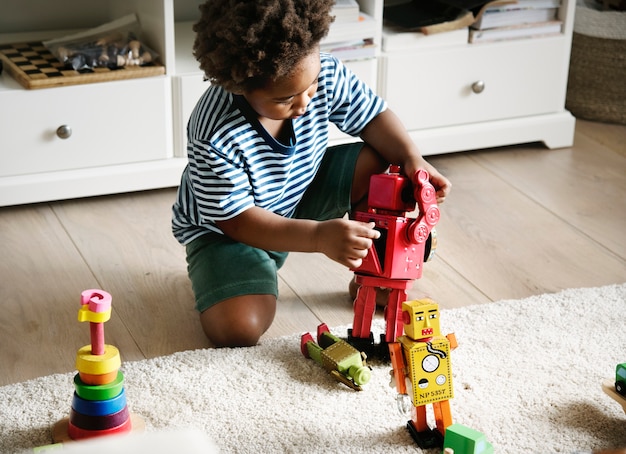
[0,41,165,90]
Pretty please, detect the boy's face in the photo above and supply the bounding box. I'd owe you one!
[243,50,321,121]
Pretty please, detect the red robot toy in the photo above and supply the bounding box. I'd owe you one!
[348,165,440,355]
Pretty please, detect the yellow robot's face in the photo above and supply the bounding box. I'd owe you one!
[402,299,441,340]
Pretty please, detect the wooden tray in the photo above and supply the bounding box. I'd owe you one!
[0,41,165,89]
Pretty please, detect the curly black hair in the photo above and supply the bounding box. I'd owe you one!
[193,0,335,93]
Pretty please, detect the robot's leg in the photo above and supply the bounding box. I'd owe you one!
[351,283,377,339]
[407,405,445,449]
[413,405,429,432]
[433,400,453,436]
[384,287,408,344]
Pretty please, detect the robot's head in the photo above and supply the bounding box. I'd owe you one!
[401,299,441,340]
[366,166,416,213]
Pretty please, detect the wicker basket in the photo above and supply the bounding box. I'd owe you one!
[565,1,626,125]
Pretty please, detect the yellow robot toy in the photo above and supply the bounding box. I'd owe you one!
[388,298,457,449]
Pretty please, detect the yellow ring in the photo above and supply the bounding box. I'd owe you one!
[75,345,121,375]
[77,306,111,323]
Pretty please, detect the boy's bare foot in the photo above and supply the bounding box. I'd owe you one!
[348,275,391,308]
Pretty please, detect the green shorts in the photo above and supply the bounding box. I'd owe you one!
[186,142,363,313]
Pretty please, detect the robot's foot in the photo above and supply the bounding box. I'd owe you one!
[316,323,330,340]
[406,422,444,449]
[347,329,374,351]
[346,330,389,361]
[376,333,391,361]
[300,333,314,358]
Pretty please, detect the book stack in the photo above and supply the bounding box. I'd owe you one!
[321,36,376,61]
[322,1,378,61]
[331,0,360,23]
[469,0,563,43]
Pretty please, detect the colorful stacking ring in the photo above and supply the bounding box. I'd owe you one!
[78,370,118,386]
[67,413,132,440]
[73,372,125,401]
[72,389,126,416]
[75,345,121,376]
[69,406,130,431]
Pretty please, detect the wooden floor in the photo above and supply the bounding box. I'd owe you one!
[1,119,624,387]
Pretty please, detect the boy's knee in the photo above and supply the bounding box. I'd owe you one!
[203,319,265,347]
[199,295,276,348]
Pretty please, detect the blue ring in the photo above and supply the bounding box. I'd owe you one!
[71,389,126,416]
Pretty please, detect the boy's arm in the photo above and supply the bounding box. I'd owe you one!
[215,206,379,269]
[360,109,451,203]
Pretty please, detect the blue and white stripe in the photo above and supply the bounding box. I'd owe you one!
[172,53,386,245]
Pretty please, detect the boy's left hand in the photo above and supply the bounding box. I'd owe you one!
[407,160,451,204]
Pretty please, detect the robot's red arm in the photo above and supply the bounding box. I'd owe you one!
[406,169,440,245]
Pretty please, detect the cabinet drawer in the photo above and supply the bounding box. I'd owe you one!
[381,38,569,130]
[0,77,170,177]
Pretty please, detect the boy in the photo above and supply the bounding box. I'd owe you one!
[172,0,451,348]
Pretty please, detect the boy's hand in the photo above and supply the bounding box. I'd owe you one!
[405,159,452,204]
[315,219,380,268]
[359,109,451,204]
[423,163,452,204]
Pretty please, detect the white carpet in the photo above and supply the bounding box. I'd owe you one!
[2,284,625,454]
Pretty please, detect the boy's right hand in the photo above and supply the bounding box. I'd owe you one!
[315,219,380,269]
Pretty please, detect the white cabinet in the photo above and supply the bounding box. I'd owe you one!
[0,0,575,206]
[0,0,181,206]
[379,0,576,155]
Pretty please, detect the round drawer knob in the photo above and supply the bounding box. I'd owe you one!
[56,125,72,139]
[471,80,485,94]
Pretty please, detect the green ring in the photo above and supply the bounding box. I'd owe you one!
[74,371,124,401]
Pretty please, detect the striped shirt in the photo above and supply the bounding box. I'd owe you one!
[172,53,386,245]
